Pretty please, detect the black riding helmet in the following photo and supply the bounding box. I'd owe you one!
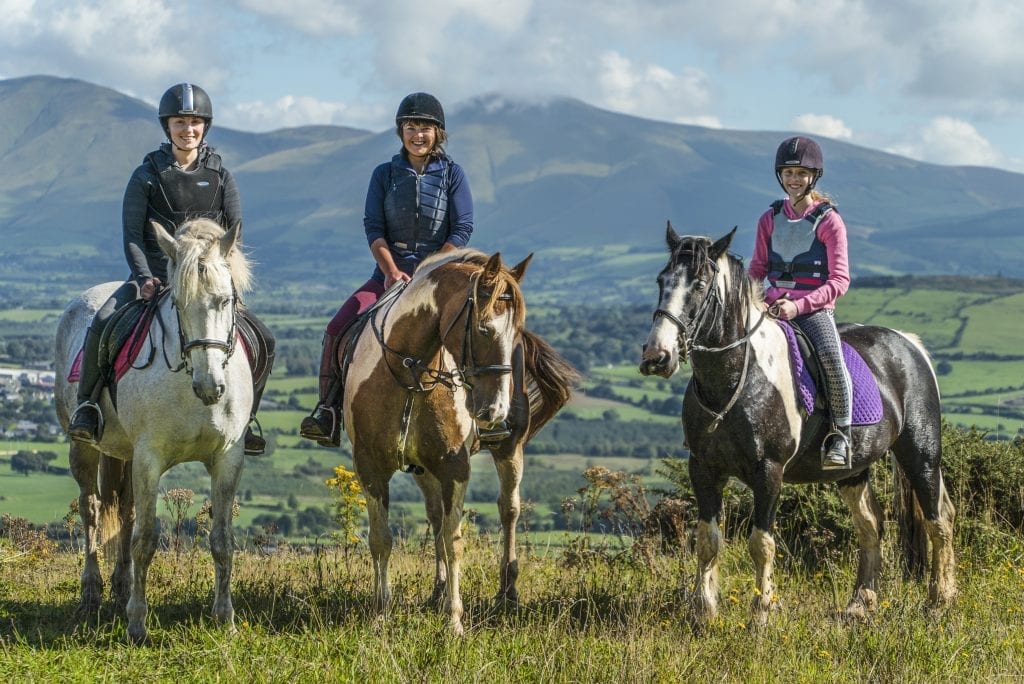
[775,136,823,196]
[395,92,445,129]
[159,83,213,142]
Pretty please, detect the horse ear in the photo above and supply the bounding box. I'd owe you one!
[221,221,241,256]
[482,252,503,283]
[509,253,533,282]
[152,220,177,260]
[666,221,682,251]
[710,227,737,259]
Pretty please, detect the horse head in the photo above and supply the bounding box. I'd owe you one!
[639,224,737,378]
[435,251,529,431]
[153,218,251,405]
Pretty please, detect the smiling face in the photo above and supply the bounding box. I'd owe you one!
[166,116,206,152]
[400,120,438,161]
[779,166,816,204]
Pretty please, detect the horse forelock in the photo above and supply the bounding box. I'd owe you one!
[417,248,526,330]
[171,219,252,305]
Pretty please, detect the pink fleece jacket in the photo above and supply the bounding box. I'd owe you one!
[748,197,850,316]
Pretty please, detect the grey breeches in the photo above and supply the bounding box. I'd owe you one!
[792,308,852,427]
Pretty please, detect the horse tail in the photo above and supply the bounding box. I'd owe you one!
[891,330,941,580]
[98,455,130,566]
[892,457,929,580]
[519,329,581,442]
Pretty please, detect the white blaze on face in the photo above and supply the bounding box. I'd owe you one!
[642,266,688,370]
[475,306,516,424]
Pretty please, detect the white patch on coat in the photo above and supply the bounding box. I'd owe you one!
[752,318,803,454]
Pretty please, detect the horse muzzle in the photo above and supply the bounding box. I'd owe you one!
[639,346,679,378]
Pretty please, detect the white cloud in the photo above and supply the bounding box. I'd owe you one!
[597,51,713,124]
[792,114,852,141]
[888,117,1003,168]
[231,0,363,36]
[224,95,387,132]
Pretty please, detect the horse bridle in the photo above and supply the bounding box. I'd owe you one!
[372,272,515,393]
[166,288,239,374]
[651,250,767,433]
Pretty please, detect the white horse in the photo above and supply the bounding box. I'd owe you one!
[54,217,254,644]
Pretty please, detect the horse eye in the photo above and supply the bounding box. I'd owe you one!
[478,326,492,337]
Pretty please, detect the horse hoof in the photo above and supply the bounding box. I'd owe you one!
[126,627,150,646]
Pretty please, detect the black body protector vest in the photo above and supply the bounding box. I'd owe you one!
[766,200,835,290]
[383,157,451,259]
[145,151,226,238]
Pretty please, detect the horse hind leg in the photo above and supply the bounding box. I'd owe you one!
[365,489,394,612]
[490,442,524,604]
[837,475,884,620]
[100,455,133,612]
[414,471,448,608]
[925,475,957,607]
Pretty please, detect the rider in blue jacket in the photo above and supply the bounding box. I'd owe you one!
[300,92,474,447]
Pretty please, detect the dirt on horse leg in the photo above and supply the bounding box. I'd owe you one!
[926,476,957,607]
[747,527,778,627]
[691,519,722,628]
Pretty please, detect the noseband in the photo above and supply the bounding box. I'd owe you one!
[169,290,238,375]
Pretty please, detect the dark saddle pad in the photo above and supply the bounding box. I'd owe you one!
[69,294,260,385]
[778,320,883,426]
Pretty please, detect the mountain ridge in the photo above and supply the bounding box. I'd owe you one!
[2,75,1023,302]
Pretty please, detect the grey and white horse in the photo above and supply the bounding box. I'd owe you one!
[54,217,253,644]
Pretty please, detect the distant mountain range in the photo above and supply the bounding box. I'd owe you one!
[3,75,1024,304]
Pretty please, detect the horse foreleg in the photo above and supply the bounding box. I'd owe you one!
[748,460,783,628]
[125,456,160,645]
[925,475,957,607]
[207,450,244,631]
[438,478,468,636]
[838,476,883,620]
[365,491,393,612]
[414,471,447,607]
[491,446,524,604]
[70,442,103,618]
[689,460,725,628]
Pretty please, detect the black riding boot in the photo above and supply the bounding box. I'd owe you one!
[300,332,342,447]
[244,328,275,456]
[821,425,852,470]
[68,326,105,445]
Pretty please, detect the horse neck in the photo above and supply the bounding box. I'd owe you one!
[689,286,756,388]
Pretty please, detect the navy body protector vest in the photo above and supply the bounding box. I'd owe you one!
[766,200,834,290]
[383,157,451,260]
[145,151,226,236]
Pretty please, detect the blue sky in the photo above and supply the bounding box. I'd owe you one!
[3,0,1023,171]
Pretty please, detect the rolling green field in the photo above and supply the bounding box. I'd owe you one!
[2,280,1023,531]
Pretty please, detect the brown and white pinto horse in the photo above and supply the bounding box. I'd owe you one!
[343,248,577,634]
[639,226,956,628]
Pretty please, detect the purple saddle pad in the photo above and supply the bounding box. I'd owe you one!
[779,321,883,426]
